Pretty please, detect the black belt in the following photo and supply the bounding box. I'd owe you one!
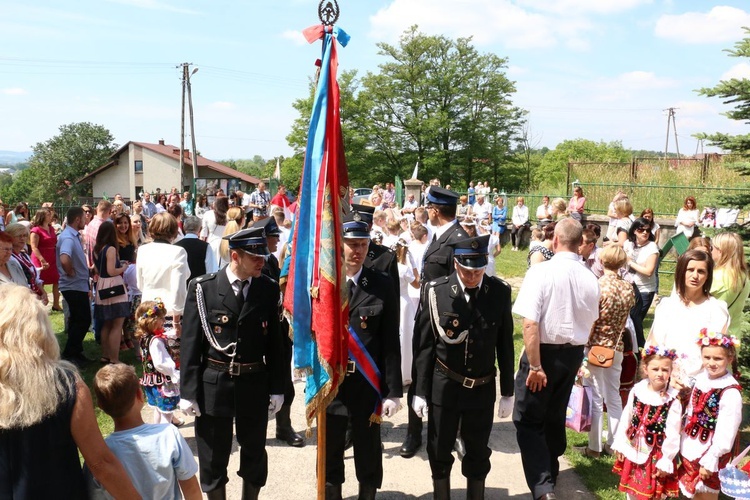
[207,358,265,376]
[540,343,578,351]
[436,359,494,389]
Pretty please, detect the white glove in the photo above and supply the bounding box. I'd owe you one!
[169,369,180,386]
[412,395,429,418]
[268,394,284,417]
[178,398,201,417]
[497,395,514,419]
[382,398,402,418]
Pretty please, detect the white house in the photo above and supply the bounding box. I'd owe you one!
[78,140,261,200]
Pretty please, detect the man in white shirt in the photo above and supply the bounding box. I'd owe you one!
[511,218,600,500]
[536,196,552,229]
[402,193,419,214]
[471,195,491,225]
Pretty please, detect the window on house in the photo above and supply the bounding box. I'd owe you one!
[134,160,143,172]
[135,186,143,200]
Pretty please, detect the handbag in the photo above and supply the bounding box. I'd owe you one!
[588,345,615,368]
[565,380,592,433]
[98,284,126,300]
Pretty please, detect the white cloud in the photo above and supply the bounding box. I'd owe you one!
[280,29,307,46]
[507,65,529,76]
[583,71,677,102]
[516,0,651,15]
[654,6,750,44]
[210,101,235,110]
[369,0,593,49]
[1,88,28,95]
[721,62,750,81]
[104,0,199,15]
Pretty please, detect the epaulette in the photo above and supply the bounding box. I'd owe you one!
[486,275,511,291]
[428,276,451,287]
[194,273,217,283]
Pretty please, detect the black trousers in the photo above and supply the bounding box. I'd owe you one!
[61,290,90,357]
[281,328,295,407]
[628,282,646,349]
[427,402,494,480]
[513,344,584,499]
[195,410,269,492]
[511,224,529,247]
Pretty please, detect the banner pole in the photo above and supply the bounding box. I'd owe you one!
[317,409,327,499]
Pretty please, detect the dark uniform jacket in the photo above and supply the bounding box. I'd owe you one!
[421,221,468,282]
[181,269,285,417]
[414,273,514,409]
[330,266,402,414]
[364,241,399,296]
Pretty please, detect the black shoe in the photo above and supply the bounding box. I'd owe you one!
[433,478,450,500]
[276,429,305,447]
[399,432,422,458]
[358,483,376,500]
[325,482,343,500]
[241,481,260,500]
[467,478,485,500]
[206,486,226,500]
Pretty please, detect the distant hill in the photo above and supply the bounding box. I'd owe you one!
[0,151,31,165]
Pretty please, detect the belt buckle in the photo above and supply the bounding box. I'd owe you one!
[228,361,241,376]
[462,377,475,389]
[346,360,356,374]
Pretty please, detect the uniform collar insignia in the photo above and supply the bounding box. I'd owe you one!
[451,284,458,295]
[361,277,368,288]
[483,284,489,293]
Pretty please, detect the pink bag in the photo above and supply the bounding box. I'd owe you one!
[565,382,592,432]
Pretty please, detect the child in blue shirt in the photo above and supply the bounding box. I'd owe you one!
[85,364,201,500]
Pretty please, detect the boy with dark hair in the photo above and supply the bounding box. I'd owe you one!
[86,364,201,500]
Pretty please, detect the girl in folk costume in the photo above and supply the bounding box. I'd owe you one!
[678,330,742,499]
[136,299,181,425]
[611,346,682,500]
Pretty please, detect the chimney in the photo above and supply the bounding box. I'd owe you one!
[158,139,165,146]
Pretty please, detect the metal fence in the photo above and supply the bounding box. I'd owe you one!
[568,156,750,217]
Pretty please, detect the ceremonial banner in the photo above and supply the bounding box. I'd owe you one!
[284,24,350,427]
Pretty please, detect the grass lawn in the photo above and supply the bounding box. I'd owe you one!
[49,310,141,437]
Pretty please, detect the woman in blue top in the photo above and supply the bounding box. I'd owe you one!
[492,196,507,235]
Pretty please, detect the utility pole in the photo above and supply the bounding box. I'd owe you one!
[663,107,681,165]
[186,65,200,181]
[179,63,188,183]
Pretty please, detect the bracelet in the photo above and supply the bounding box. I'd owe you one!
[529,364,543,372]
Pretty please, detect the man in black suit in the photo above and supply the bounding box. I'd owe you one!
[180,227,286,500]
[350,203,399,297]
[174,215,218,286]
[325,215,403,500]
[402,185,468,458]
[254,216,304,448]
[413,235,515,499]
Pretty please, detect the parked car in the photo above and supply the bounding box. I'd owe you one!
[351,187,372,205]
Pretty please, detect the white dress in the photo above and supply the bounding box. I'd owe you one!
[647,296,729,383]
[397,261,416,386]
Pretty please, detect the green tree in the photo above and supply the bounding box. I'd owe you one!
[696,27,750,371]
[222,155,267,178]
[25,122,117,203]
[534,139,630,191]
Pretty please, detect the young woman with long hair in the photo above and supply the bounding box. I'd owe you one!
[710,232,750,336]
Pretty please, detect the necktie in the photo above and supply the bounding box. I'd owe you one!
[235,279,247,301]
[347,279,356,301]
[466,287,478,303]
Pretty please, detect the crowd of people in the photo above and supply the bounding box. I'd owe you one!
[0,182,748,500]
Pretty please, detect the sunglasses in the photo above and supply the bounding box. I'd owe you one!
[635,227,651,233]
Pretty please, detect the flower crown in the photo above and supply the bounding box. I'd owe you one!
[641,345,678,360]
[697,328,740,348]
[141,298,166,320]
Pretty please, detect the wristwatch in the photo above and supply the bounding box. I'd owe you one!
[529,364,543,372]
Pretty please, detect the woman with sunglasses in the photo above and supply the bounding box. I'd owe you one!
[624,218,659,343]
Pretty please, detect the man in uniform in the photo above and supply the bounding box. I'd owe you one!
[413,235,515,499]
[325,214,403,500]
[180,227,286,500]
[254,216,304,447]
[402,185,468,458]
[351,203,399,297]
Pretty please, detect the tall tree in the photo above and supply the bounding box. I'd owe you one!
[697,27,750,211]
[26,122,117,203]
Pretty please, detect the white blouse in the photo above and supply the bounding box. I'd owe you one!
[136,242,189,316]
[611,380,682,473]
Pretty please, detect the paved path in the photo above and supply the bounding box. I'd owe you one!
[160,379,594,499]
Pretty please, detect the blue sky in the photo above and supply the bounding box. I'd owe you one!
[2,0,750,161]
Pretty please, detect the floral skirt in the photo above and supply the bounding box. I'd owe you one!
[142,384,180,413]
[678,455,729,497]
[613,449,679,500]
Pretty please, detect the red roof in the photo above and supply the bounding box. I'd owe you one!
[77,141,261,184]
